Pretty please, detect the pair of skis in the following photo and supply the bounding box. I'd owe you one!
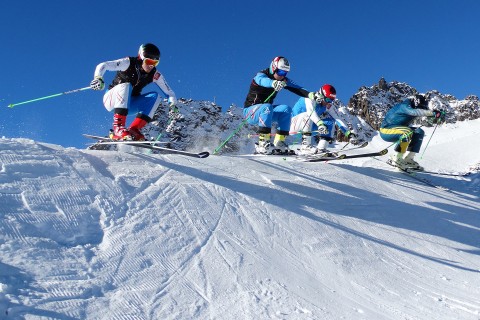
[83,134,210,158]
[410,169,470,177]
[383,158,472,192]
[299,142,388,162]
[384,160,449,190]
[385,159,470,177]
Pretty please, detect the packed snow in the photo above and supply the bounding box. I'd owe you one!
[0,119,479,319]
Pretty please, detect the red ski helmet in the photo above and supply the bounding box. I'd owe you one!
[318,84,337,102]
[269,56,290,75]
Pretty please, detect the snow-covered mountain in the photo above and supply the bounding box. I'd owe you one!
[1,117,479,319]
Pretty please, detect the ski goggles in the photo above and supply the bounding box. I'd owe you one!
[143,58,159,67]
[324,97,334,103]
[275,69,288,77]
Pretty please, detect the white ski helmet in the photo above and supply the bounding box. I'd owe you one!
[269,56,290,75]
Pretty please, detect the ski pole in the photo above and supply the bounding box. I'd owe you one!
[212,89,278,155]
[145,107,179,154]
[263,91,275,103]
[213,106,259,155]
[7,86,91,108]
[341,142,350,150]
[212,94,274,155]
[420,122,439,159]
[151,111,176,145]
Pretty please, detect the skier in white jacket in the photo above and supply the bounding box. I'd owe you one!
[90,43,177,141]
[290,84,358,155]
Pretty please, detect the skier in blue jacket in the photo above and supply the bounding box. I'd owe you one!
[290,84,358,156]
[243,56,313,154]
[380,94,445,170]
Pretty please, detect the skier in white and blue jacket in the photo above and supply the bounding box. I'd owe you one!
[90,43,177,141]
[243,56,313,154]
[380,94,445,170]
[290,84,358,156]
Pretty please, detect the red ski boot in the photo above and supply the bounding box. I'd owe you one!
[128,117,148,141]
[110,113,132,140]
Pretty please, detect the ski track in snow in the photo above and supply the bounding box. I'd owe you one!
[0,123,479,320]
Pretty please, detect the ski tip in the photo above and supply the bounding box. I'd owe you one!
[198,151,210,158]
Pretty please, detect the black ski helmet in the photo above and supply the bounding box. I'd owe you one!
[411,94,428,109]
[138,43,161,61]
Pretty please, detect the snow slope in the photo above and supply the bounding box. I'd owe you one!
[0,120,479,320]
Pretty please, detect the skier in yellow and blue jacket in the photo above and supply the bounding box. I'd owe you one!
[380,94,445,170]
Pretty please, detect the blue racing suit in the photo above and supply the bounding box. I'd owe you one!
[291,97,351,139]
[243,69,309,135]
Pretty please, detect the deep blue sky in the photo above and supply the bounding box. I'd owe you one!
[1,0,479,148]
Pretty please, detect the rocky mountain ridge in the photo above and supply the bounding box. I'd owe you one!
[348,78,480,129]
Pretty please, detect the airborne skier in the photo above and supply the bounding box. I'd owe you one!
[242,56,313,155]
[89,43,177,141]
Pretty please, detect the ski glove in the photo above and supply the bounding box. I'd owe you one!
[308,92,323,104]
[433,110,446,123]
[90,76,105,91]
[346,131,359,145]
[272,80,287,92]
[170,103,179,113]
[316,121,328,135]
[308,92,326,104]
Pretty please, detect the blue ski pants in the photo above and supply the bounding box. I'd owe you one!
[103,82,162,119]
[243,103,292,134]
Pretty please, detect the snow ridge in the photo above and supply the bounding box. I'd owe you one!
[1,118,479,319]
